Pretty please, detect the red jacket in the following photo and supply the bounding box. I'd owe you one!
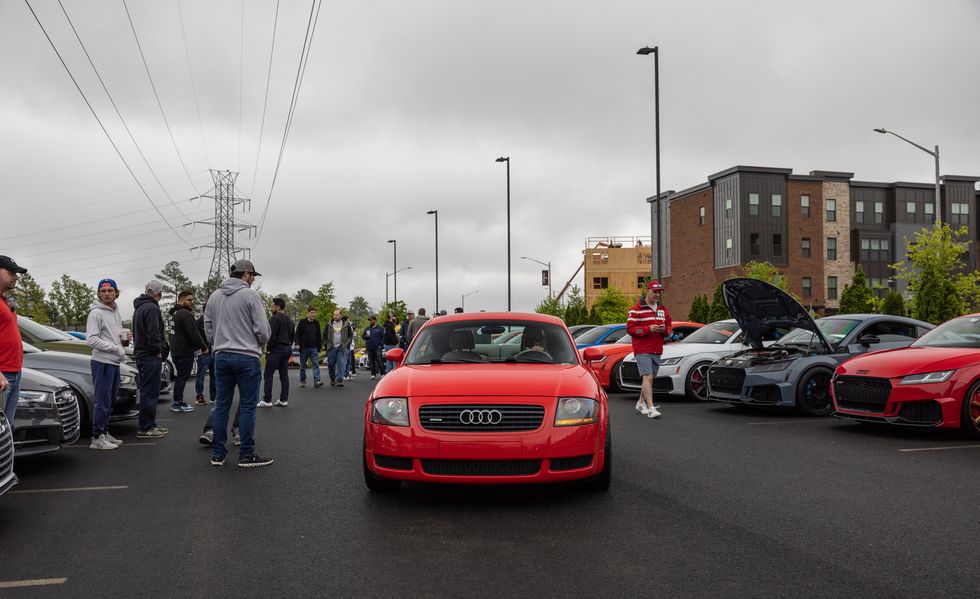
[627,299,672,355]
[0,296,23,372]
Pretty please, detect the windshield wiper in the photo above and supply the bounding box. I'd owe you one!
[505,354,555,364]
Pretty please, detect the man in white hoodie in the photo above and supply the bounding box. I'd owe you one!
[204,260,272,468]
[85,278,128,450]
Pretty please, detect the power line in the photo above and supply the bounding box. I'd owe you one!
[176,0,211,168]
[249,0,280,198]
[16,225,211,260]
[25,236,210,272]
[57,0,195,223]
[122,0,202,197]
[33,252,210,283]
[253,0,321,248]
[22,0,191,246]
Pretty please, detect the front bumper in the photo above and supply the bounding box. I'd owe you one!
[707,367,795,406]
[833,379,958,428]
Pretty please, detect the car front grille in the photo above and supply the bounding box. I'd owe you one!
[708,367,745,395]
[421,459,542,476]
[620,361,641,386]
[652,377,673,393]
[834,376,892,413]
[0,410,13,479]
[898,401,943,425]
[56,388,80,440]
[418,404,545,432]
[549,455,593,471]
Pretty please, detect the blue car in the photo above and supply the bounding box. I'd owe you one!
[705,278,934,415]
[575,324,627,349]
[65,331,86,341]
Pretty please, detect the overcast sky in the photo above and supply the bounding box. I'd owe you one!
[3,0,979,318]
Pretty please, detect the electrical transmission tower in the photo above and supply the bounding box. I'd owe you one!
[192,170,254,290]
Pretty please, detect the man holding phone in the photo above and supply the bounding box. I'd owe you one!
[626,280,672,419]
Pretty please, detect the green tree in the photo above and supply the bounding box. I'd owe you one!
[562,285,588,326]
[591,287,633,324]
[156,260,194,332]
[892,224,980,324]
[707,284,731,323]
[687,293,710,324]
[838,265,876,314]
[49,274,94,327]
[349,295,372,322]
[377,300,407,324]
[290,288,316,320]
[534,294,563,317]
[196,272,224,303]
[586,305,601,325]
[743,260,788,290]
[880,290,906,316]
[13,273,50,324]
[309,282,337,321]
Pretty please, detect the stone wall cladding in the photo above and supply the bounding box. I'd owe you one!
[786,180,825,311]
[822,181,855,311]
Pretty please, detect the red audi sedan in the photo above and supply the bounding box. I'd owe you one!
[363,312,611,491]
[832,313,980,436]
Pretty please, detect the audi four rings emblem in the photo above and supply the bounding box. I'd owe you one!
[459,409,503,425]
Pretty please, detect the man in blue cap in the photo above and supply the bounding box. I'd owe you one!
[85,278,127,449]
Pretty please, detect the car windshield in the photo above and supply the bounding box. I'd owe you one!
[405,320,578,365]
[18,316,77,342]
[681,321,738,344]
[913,316,980,348]
[777,319,859,349]
[615,333,632,343]
[575,325,616,345]
[569,326,595,339]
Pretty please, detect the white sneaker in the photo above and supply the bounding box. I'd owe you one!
[635,399,645,413]
[104,432,123,446]
[370,375,376,380]
[273,400,287,407]
[257,400,273,408]
[647,405,662,419]
[89,434,118,450]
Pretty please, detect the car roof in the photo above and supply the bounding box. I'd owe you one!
[426,311,566,327]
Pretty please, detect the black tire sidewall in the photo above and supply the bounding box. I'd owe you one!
[796,368,834,416]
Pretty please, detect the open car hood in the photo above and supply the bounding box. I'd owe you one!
[722,278,833,353]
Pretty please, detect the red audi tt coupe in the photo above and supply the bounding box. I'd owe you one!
[363,312,611,491]
[832,313,980,436]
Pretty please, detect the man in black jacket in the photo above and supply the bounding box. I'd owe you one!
[133,280,168,438]
[382,313,399,374]
[295,307,322,388]
[169,290,208,413]
[261,298,295,407]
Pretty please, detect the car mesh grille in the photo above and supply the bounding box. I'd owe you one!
[56,389,80,440]
[834,376,891,413]
[0,410,13,479]
[374,455,413,470]
[421,459,542,476]
[620,361,641,386]
[898,401,942,425]
[549,455,593,471]
[708,367,745,394]
[418,404,545,432]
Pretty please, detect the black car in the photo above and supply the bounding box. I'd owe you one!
[13,368,81,456]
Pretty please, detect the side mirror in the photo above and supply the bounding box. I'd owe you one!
[582,346,603,363]
[385,347,405,365]
[858,335,880,348]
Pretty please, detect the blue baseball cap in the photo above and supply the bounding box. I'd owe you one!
[98,278,118,290]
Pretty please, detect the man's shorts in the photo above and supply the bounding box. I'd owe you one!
[636,353,661,377]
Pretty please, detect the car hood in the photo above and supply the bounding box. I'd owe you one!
[20,367,69,392]
[377,364,598,398]
[722,278,832,353]
[24,349,138,379]
[659,342,739,360]
[837,346,980,378]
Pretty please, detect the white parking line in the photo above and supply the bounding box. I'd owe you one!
[0,578,67,589]
[898,445,980,453]
[747,420,828,426]
[9,486,128,494]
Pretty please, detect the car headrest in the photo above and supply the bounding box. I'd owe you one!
[449,330,476,350]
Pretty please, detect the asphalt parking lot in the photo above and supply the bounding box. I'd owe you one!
[2,372,980,598]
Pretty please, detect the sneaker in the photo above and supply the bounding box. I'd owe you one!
[210,454,225,466]
[89,434,118,450]
[104,432,123,446]
[257,400,273,408]
[314,381,324,388]
[370,375,376,380]
[635,399,645,413]
[345,376,352,381]
[199,430,214,445]
[647,405,662,419]
[137,428,166,439]
[238,453,274,468]
[179,403,195,413]
[171,404,183,413]
[233,430,241,446]
[299,381,307,388]
[273,400,288,407]
[337,381,344,387]
[195,394,206,405]
[154,426,169,434]
[330,380,336,386]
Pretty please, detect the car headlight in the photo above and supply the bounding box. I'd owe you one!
[371,397,410,426]
[660,357,682,366]
[900,370,955,385]
[120,375,136,385]
[753,361,792,373]
[18,390,52,407]
[554,397,599,426]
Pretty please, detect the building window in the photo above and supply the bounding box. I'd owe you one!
[826,199,837,222]
[699,206,705,226]
[874,201,884,224]
[924,202,934,219]
[725,238,733,257]
[827,276,838,300]
[750,233,760,256]
[855,200,864,224]
[880,238,890,261]
[860,238,870,261]
[801,195,810,218]
[952,202,970,225]
[802,277,812,298]
[637,276,647,289]
[771,194,782,217]
[725,198,732,219]
[906,201,917,222]
[748,193,759,216]
[826,237,837,261]
[591,252,609,265]
[592,277,608,289]
[801,238,811,257]
[772,234,782,257]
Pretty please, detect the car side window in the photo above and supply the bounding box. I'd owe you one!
[599,332,621,345]
[857,321,919,343]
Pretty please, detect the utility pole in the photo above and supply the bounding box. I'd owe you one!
[192,170,255,291]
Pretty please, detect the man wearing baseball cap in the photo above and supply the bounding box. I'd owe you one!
[204,259,273,467]
[0,256,27,435]
[626,279,672,419]
[85,278,127,449]
[133,280,169,438]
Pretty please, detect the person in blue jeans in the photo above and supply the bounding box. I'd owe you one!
[194,311,214,404]
[132,281,168,439]
[382,313,399,374]
[84,278,128,450]
[204,260,273,468]
[294,307,322,388]
[324,309,351,387]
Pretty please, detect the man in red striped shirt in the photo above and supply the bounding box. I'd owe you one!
[626,280,672,419]
[0,256,27,431]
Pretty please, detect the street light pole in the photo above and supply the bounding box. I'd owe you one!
[520,255,552,299]
[637,46,661,280]
[427,210,439,314]
[874,128,941,225]
[386,266,412,307]
[462,289,479,312]
[387,239,397,304]
[495,156,511,311]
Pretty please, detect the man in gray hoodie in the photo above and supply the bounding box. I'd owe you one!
[204,260,273,468]
[85,278,127,450]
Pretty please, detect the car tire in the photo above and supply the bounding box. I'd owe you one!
[70,384,91,437]
[363,439,402,492]
[608,361,624,393]
[960,380,980,439]
[795,367,834,416]
[684,361,713,401]
[582,422,611,492]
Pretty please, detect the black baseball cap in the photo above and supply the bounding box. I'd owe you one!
[0,256,27,274]
[230,259,261,277]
